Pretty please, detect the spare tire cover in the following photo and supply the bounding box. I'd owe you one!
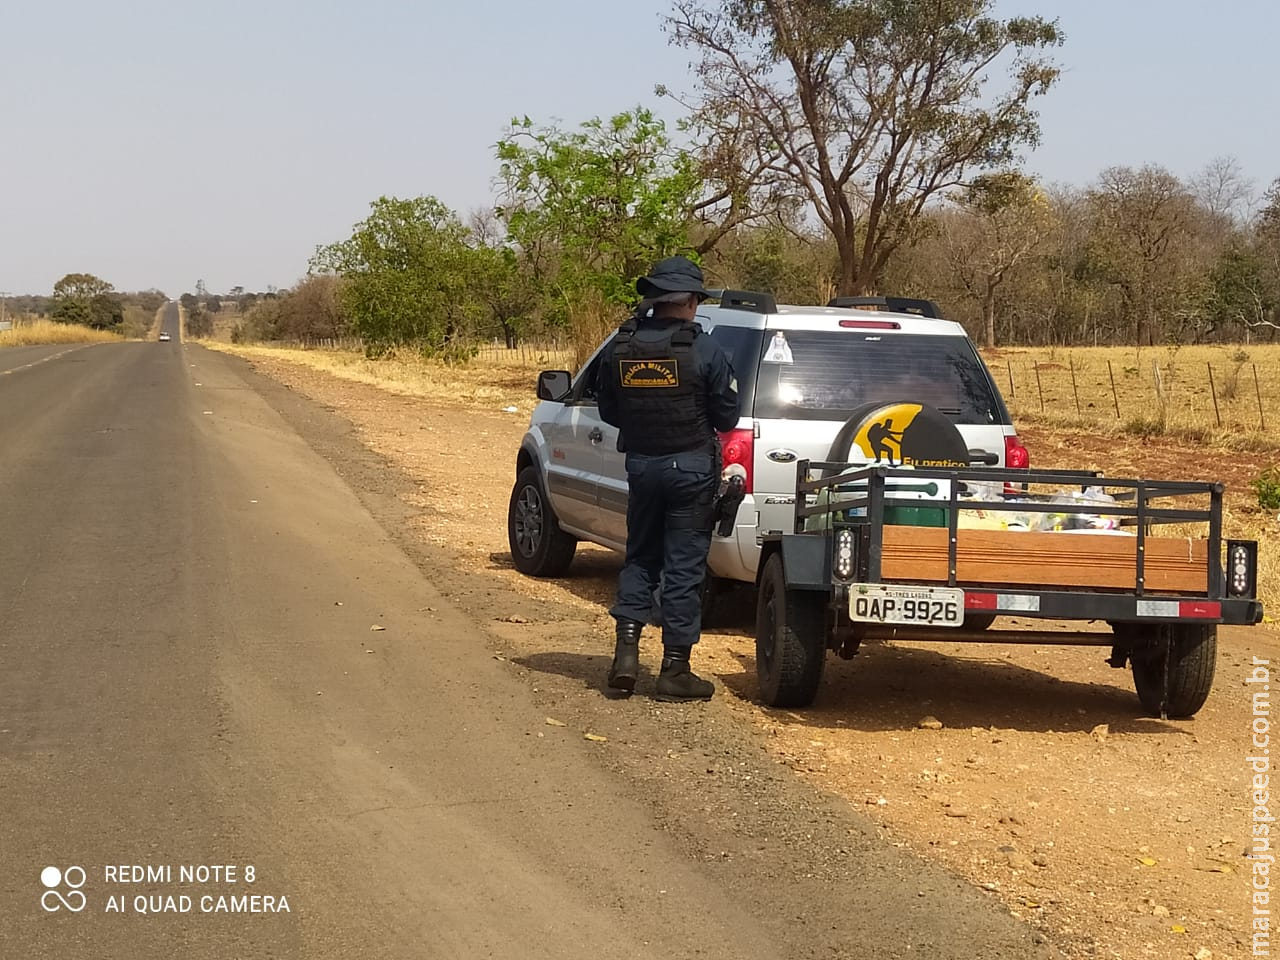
[829,402,970,468]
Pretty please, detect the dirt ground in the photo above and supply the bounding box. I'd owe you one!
[215,344,1279,960]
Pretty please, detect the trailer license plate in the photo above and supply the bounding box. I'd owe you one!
[849,585,964,627]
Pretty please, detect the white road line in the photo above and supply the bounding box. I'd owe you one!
[0,343,95,377]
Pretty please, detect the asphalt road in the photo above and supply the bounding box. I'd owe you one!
[0,306,1056,959]
[0,342,94,376]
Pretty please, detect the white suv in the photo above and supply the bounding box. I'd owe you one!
[507,293,1027,585]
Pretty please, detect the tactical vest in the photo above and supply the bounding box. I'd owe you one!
[611,317,712,455]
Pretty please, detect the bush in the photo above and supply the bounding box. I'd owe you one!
[1123,415,1166,438]
[1253,468,1280,511]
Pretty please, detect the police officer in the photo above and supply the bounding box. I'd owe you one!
[596,256,740,701]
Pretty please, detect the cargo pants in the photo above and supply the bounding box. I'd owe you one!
[610,449,717,648]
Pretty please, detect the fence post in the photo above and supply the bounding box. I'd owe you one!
[1069,357,1081,415]
[1033,362,1044,412]
[1206,362,1222,428]
[1255,363,1267,432]
[1107,360,1121,419]
[1006,363,1015,399]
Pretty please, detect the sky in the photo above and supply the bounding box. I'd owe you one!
[1,0,1277,298]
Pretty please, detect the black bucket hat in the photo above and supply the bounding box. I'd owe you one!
[635,255,711,300]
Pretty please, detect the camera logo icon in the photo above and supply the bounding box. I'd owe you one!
[41,866,87,913]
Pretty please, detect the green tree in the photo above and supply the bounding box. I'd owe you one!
[90,293,124,329]
[666,0,1063,296]
[1253,179,1280,338]
[1202,249,1276,340]
[312,196,483,357]
[52,273,124,328]
[495,107,706,314]
[473,243,535,348]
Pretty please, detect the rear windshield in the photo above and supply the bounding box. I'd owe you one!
[728,329,1009,424]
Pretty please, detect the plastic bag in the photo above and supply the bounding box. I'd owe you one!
[1032,487,1120,532]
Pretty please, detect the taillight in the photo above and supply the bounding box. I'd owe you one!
[1003,434,1029,496]
[718,428,754,493]
[1004,435,1029,469]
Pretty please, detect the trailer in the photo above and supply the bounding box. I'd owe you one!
[753,462,1264,718]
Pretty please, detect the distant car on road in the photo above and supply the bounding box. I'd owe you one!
[158,332,171,342]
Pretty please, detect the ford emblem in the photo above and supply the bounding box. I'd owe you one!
[767,449,798,463]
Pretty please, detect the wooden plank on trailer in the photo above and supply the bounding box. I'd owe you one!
[881,526,1209,593]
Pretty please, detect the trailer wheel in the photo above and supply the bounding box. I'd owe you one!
[756,552,827,707]
[507,466,577,577]
[965,613,997,631]
[1129,624,1217,719]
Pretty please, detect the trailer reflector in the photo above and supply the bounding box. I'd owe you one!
[965,592,1040,612]
[1137,599,1221,619]
[1178,601,1221,619]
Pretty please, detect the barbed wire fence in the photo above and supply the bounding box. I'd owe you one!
[990,351,1274,434]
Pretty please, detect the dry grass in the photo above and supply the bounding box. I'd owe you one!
[985,343,1280,447]
[0,318,123,348]
[204,341,576,415]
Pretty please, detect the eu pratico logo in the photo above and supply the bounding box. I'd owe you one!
[41,866,87,913]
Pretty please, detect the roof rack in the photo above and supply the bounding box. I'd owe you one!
[707,289,778,314]
[826,296,943,319]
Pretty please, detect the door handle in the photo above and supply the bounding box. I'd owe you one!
[589,428,604,444]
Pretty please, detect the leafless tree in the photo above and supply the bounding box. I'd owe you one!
[1190,155,1255,228]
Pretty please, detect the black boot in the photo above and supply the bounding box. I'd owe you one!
[608,619,643,692]
[655,647,714,702]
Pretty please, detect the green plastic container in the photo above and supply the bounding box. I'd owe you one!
[884,504,948,527]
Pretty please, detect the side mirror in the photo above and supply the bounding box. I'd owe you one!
[536,370,572,402]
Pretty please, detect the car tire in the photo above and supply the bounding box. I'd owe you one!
[1127,623,1217,719]
[755,552,827,707]
[508,465,577,577]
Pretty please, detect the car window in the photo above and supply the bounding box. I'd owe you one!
[750,332,1009,424]
[706,325,763,418]
[569,349,606,404]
